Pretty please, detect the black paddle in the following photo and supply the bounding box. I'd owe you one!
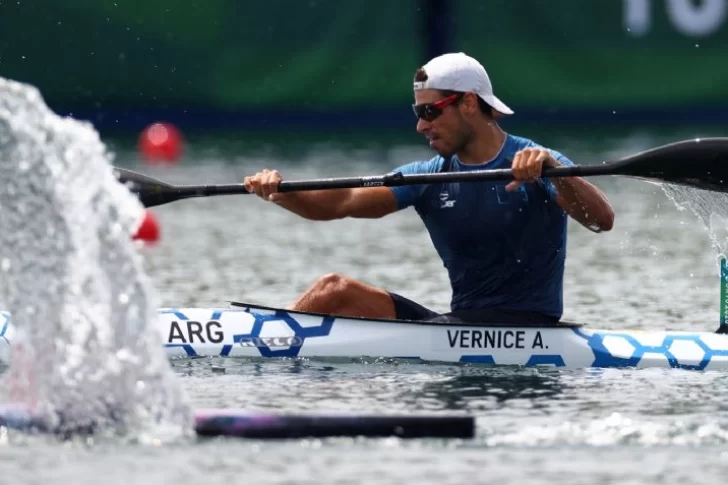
[114,137,728,208]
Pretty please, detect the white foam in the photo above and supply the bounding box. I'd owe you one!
[0,77,191,439]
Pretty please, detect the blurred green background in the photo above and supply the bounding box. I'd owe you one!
[1,0,727,137]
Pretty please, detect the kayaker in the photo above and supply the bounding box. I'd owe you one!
[243,52,614,324]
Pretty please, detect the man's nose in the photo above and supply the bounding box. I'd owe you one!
[416,118,430,133]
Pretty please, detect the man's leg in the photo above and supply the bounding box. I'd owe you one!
[287,273,438,320]
[288,273,396,319]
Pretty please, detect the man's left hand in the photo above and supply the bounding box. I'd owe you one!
[506,148,561,192]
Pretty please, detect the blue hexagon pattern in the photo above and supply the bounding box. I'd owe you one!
[160,308,334,358]
[572,328,728,370]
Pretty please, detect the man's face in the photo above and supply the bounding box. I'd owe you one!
[413,89,468,157]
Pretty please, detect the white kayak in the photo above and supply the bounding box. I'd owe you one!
[2,301,728,370]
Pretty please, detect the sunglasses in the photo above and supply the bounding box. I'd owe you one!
[412,93,463,122]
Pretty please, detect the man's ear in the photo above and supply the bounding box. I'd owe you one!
[464,92,481,115]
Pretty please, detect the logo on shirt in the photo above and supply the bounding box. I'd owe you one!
[439,191,456,208]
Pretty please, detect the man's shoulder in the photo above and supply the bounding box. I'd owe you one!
[508,134,575,167]
[394,155,446,174]
[388,155,449,210]
[508,134,551,151]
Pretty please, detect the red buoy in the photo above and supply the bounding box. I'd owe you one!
[138,122,183,164]
[132,209,161,244]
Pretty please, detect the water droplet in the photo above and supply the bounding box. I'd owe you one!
[118,293,129,304]
[695,44,700,48]
[1,259,10,271]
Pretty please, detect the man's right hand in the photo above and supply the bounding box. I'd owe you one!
[243,169,284,202]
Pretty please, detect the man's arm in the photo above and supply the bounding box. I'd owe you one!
[506,148,615,232]
[267,187,398,220]
[243,169,398,220]
[549,176,615,232]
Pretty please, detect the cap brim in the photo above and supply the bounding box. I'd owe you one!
[482,94,514,118]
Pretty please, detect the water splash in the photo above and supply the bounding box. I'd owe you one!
[660,184,728,260]
[0,77,191,439]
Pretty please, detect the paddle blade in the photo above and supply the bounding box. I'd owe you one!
[610,137,728,193]
[113,167,182,207]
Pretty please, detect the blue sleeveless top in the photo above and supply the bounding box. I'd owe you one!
[390,134,575,318]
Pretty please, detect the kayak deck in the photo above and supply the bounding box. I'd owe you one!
[228,301,585,328]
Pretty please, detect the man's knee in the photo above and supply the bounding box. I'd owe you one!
[300,273,394,318]
[312,273,353,296]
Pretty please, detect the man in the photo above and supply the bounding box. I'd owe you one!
[243,52,615,324]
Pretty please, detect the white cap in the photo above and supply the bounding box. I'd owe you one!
[413,52,514,117]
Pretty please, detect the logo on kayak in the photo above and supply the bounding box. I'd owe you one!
[238,336,304,348]
[238,309,335,358]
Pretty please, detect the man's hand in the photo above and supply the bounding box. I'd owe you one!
[506,148,561,192]
[243,169,285,202]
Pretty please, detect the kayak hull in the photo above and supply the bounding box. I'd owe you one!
[2,303,728,370]
[159,303,728,371]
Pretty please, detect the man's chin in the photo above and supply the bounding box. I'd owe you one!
[430,141,454,157]
[435,147,456,158]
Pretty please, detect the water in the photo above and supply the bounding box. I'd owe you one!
[4,99,728,482]
[0,78,190,439]
[662,184,728,257]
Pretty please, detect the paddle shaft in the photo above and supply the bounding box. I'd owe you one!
[116,137,728,207]
[153,164,611,201]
